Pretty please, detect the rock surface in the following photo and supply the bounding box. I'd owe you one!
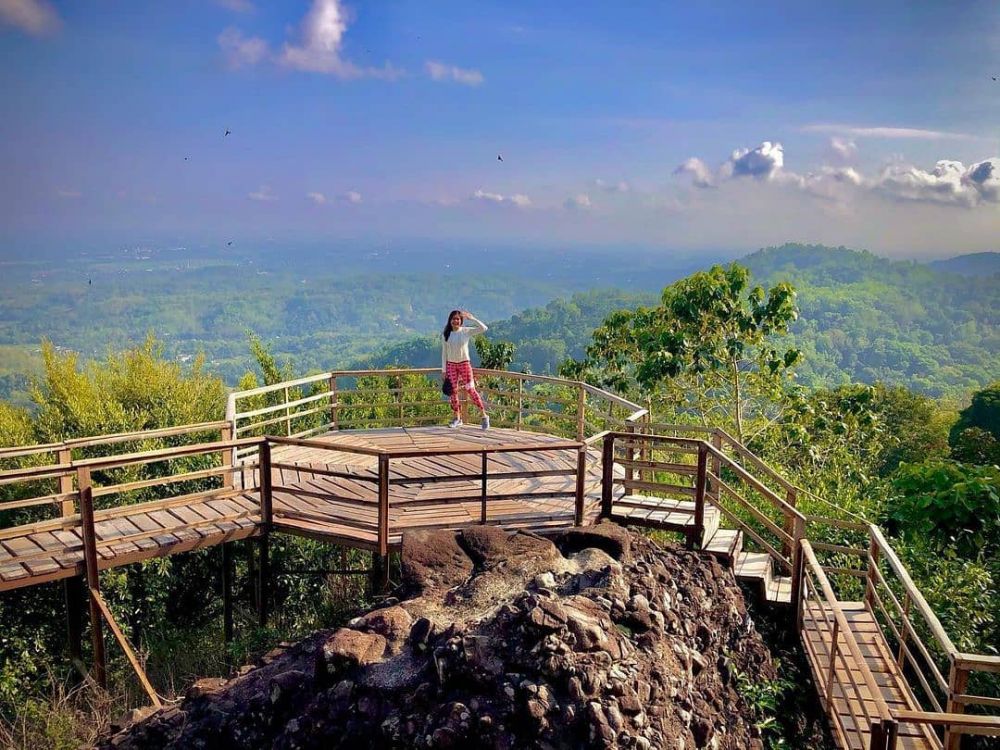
[98,522,774,749]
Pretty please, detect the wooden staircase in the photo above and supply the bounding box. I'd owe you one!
[609,494,793,604]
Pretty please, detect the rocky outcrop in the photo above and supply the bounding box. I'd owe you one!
[100,522,774,749]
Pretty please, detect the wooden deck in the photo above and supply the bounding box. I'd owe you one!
[0,427,605,592]
[802,601,941,750]
[0,490,260,592]
[258,427,606,550]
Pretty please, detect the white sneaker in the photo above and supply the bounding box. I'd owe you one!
[481,415,490,430]
[449,418,463,428]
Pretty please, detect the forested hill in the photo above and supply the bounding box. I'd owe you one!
[927,251,1000,277]
[355,289,657,373]
[742,244,998,396]
[366,244,998,398]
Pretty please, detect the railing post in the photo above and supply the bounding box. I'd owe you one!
[710,430,722,501]
[865,529,880,613]
[641,407,652,482]
[283,386,292,436]
[601,434,615,519]
[220,424,234,491]
[624,422,635,485]
[328,374,339,431]
[374,453,390,592]
[480,451,488,524]
[826,622,840,701]
[516,380,523,431]
[790,515,806,630]
[794,537,807,634]
[575,446,586,526]
[58,446,74,516]
[61,446,84,669]
[944,659,969,750]
[896,593,911,667]
[782,488,797,558]
[692,443,707,550]
[77,466,106,688]
[576,383,586,441]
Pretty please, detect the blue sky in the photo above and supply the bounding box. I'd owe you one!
[1,0,999,257]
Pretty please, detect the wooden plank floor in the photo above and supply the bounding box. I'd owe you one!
[802,601,941,750]
[262,427,607,549]
[0,490,260,592]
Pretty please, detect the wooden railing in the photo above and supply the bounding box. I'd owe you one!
[227,368,647,460]
[798,539,896,750]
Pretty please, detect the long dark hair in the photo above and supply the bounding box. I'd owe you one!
[443,309,463,341]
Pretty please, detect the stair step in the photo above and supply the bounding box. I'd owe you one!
[702,528,742,565]
[617,495,719,520]
[768,576,793,605]
[735,551,773,585]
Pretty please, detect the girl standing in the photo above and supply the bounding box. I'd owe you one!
[442,309,489,429]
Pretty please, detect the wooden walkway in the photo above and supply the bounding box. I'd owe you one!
[802,602,940,749]
[0,491,260,593]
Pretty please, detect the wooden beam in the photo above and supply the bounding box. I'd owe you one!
[574,448,586,527]
[64,575,83,666]
[377,454,389,556]
[222,542,233,644]
[692,444,707,550]
[600,434,614,519]
[89,587,161,707]
[77,466,106,688]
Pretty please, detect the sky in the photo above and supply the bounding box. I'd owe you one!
[1,0,999,258]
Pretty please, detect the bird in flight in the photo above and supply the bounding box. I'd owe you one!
[225,129,231,137]
[497,154,503,162]
[227,241,233,246]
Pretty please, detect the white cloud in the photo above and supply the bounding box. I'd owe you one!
[802,123,979,141]
[595,179,630,193]
[673,158,714,189]
[722,141,785,180]
[425,61,484,86]
[343,190,362,204]
[873,158,1000,207]
[215,0,254,12]
[827,136,857,163]
[55,188,80,198]
[307,191,327,204]
[471,189,530,207]
[218,27,269,69]
[0,0,60,36]
[280,0,401,79]
[249,185,277,201]
[564,193,592,210]
[219,0,402,79]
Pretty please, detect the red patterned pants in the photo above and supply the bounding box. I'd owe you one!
[445,360,485,415]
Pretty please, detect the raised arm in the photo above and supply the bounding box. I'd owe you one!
[462,312,488,334]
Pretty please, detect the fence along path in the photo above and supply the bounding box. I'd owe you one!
[0,369,997,748]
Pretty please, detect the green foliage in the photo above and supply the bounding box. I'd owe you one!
[950,381,1000,466]
[474,336,515,371]
[733,660,796,749]
[888,459,1000,560]
[567,264,801,440]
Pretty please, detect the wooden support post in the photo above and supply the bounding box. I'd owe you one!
[600,434,615,519]
[220,424,234,491]
[460,389,469,425]
[480,451,488,524]
[58,446,74,517]
[782,488,798,558]
[257,535,270,628]
[794,538,807,634]
[397,376,404,426]
[64,574,84,666]
[222,542,233,644]
[77,466,106,688]
[624,423,635,485]
[329,374,339,431]
[789,515,806,630]
[246,537,257,611]
[258,442,273,627]
[944,661,969,750]
[378,454,389,558]
[576,384,586,441]
[575,447,586,526]
[691,443,708,550]
[825,623,840,701]
[642,408,652,482]
[369,550,390,595]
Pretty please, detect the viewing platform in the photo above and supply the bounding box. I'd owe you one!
[1,367,997,748]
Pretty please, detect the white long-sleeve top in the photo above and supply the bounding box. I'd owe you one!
[441,315,488,372]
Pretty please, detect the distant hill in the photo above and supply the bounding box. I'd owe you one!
[367,244,998,399]
[741,244,998,397]
[926,251,1000,277]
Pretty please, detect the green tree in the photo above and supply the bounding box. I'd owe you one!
[474,336,515,371]
[566,264,800,440]
[950,382,1000,466]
